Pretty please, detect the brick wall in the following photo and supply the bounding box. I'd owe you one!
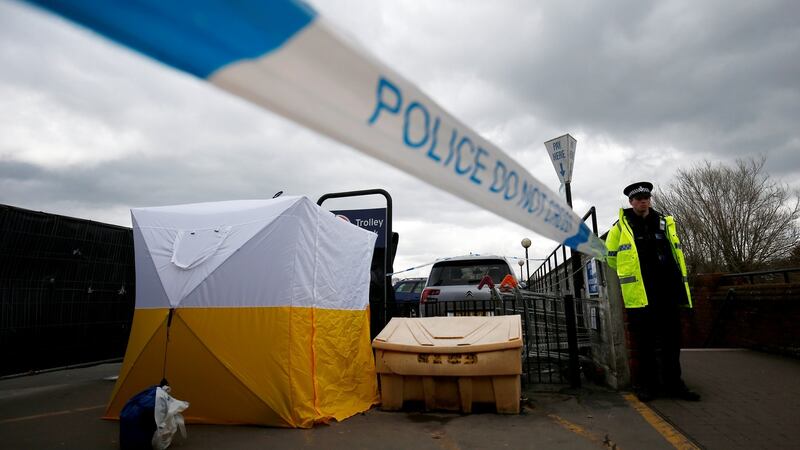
[682,274,800,357]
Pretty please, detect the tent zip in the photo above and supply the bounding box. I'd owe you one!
[162,308,175,381]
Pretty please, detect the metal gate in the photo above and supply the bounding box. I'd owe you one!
[420,288,588,385]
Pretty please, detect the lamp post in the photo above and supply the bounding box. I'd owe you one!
[517,259,525,283]
[521,238,531,286]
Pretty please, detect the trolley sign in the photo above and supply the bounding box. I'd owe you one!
[544,134,577,184]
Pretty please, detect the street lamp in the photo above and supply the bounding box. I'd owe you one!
[517,259,525,282]
[521,238,532,287]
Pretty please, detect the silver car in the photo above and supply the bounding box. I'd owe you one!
[419,255,517,316]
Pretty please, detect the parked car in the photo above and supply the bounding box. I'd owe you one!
[420,255,516,316]
[392,277,426,317]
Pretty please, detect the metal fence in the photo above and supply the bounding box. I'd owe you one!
[529,206,604,297]
[420,288,593,385]
[718,267,800,285]
[0,205,135,376]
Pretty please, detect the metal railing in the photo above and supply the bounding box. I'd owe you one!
[420,287,592,385]
[529,206,603,296]
[718,267,800,285]
[523,207,604,387]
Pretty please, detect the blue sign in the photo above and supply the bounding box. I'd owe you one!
[331,208,387,248]
[585,259,599,296]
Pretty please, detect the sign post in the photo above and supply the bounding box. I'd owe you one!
[544,133,581,388]
[544,134,577,187]
[318,189,394,338]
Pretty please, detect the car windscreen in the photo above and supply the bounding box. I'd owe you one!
[427,260,511,286]
[394,282,415,293]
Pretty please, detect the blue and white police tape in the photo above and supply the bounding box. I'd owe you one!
[387,255,460,277]
[388,255,546,277]
[27,0,608,260]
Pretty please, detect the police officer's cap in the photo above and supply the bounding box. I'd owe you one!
[623,181,653,198]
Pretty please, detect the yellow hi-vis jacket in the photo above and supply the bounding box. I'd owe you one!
[605,208,692,309]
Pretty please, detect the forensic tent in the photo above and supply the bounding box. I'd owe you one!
[104,196,379,428]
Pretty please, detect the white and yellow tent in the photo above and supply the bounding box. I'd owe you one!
[104,196,378,428]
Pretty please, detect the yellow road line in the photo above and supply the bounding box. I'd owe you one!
[547,414,619,448]
[623,394,699,450]
[0,404,105,424]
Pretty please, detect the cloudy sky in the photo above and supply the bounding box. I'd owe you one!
[1,0,799,278]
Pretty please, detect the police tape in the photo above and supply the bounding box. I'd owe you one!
[387,256,457,277]
[28,0,608,260]
[388,255,546,277]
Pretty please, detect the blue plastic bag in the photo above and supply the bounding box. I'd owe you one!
[119,386,157,450]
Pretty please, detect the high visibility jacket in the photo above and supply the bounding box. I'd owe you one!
[605,208,692,308]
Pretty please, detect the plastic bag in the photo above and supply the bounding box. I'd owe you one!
[151,385,189,450]
[120,386,158,450]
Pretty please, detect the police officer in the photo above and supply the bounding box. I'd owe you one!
[606,181,700,402]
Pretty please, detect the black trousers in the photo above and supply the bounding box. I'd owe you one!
[626,304,684,391]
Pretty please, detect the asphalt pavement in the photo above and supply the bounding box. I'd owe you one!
[1,349,797,449]
[649,348,800,449]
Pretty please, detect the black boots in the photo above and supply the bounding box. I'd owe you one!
[634,383,700,402]
[664,384,701,401]
[634,386,656,402]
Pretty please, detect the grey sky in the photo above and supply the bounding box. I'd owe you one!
[1,0,798,277]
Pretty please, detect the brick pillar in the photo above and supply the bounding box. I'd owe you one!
[600,263,631,389]
[619,308,636,388]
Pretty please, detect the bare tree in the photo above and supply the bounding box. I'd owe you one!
[791,244,800,266]
[655,156,800,273]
